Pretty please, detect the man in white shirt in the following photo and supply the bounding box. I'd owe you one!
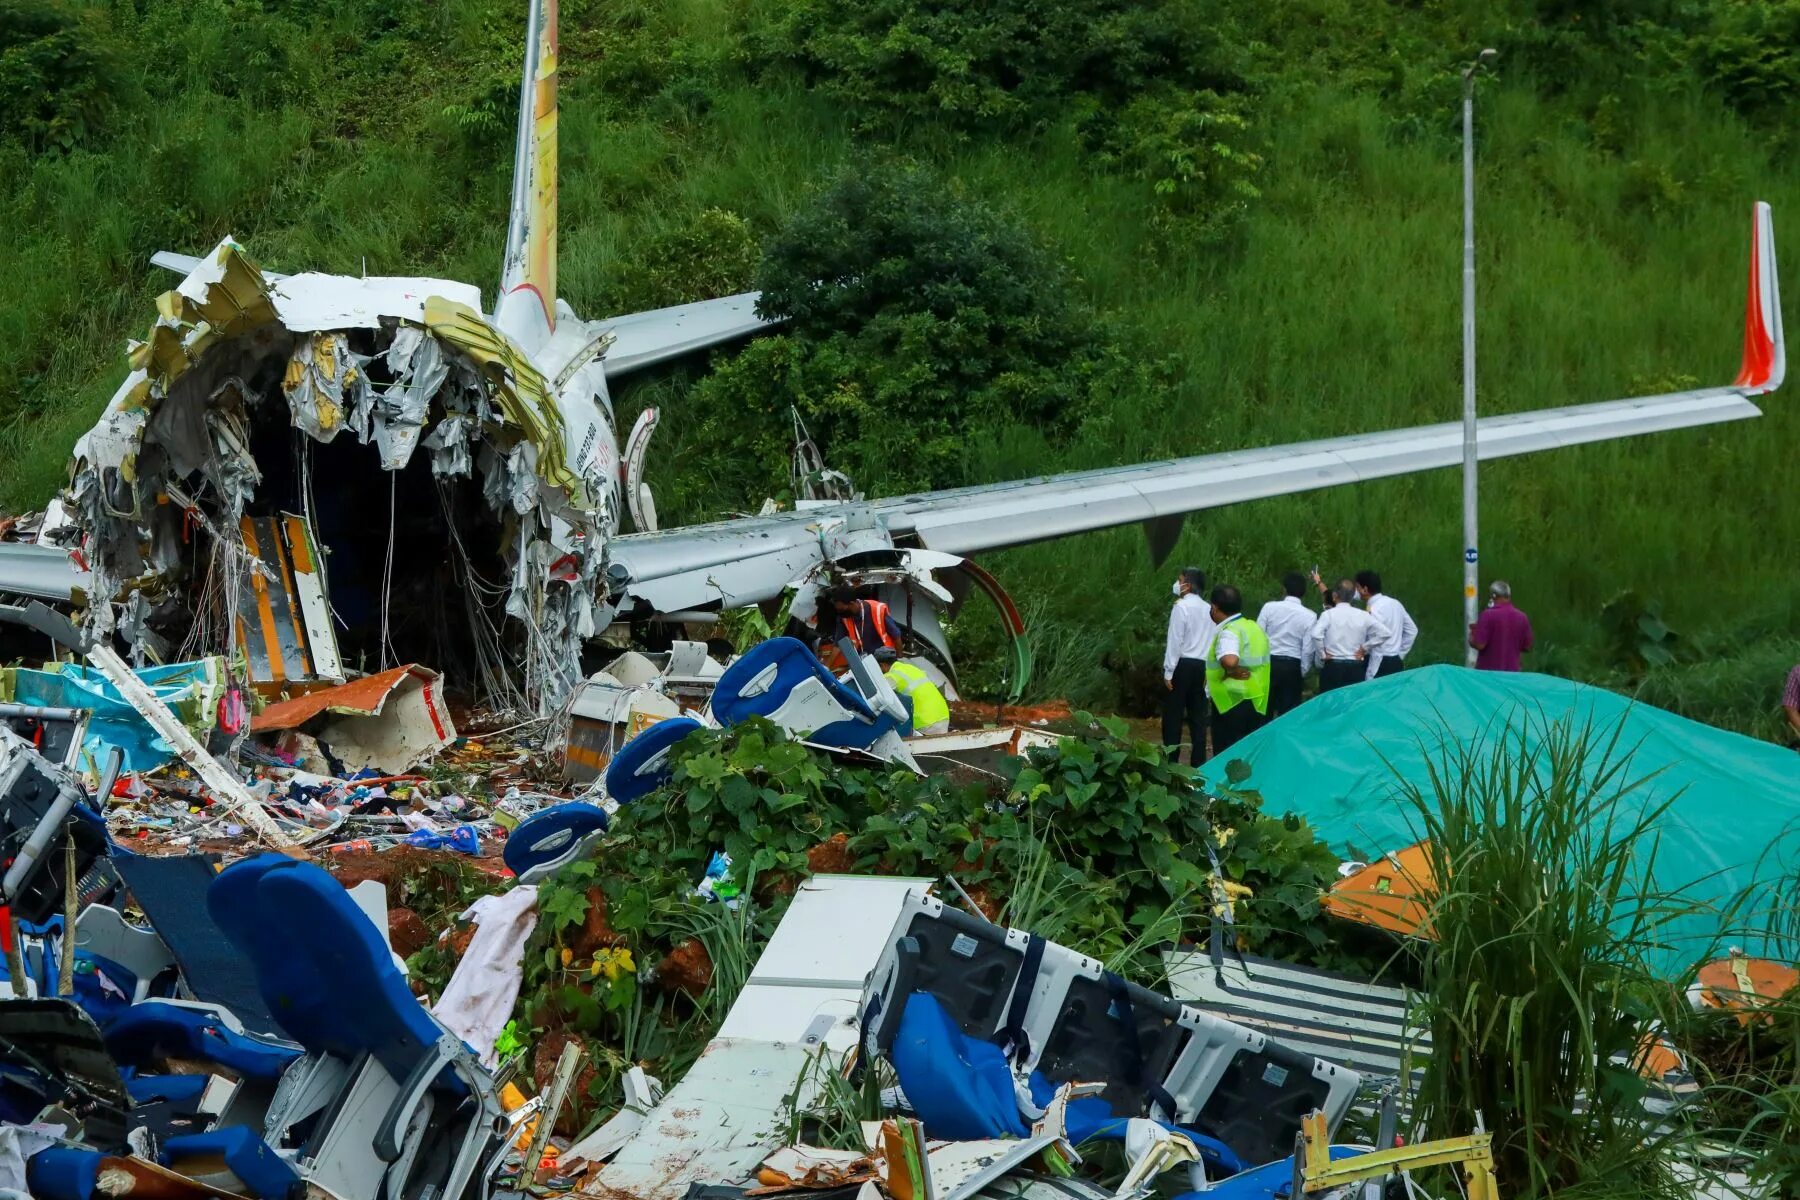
[1313,585,1379,691]
[1255,571,1317,717]
[1162,566,1214,764]
[1355,570,1418,679]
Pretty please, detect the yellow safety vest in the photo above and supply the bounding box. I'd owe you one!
[887,662,950,730]
[1206,616,1272,715]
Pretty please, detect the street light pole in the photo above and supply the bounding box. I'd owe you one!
[1461,48,1496,667]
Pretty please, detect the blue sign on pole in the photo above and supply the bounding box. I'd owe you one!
[1464,548,1479,563]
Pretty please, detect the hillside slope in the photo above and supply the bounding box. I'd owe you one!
[0,0,1795,732]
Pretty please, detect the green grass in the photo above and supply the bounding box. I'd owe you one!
[1401,716,1712,1198]
[1,0,1795,730]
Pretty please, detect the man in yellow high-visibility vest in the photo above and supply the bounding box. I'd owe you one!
[1205,585,1272,755]
[878,649,951,735]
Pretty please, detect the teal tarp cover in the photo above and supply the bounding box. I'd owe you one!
[4,659,224,773]
[1198,665,1800,975]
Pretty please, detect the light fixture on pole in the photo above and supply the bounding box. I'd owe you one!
[1461,47,1496,666]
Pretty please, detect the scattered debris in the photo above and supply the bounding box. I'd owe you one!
[251,664,456,775]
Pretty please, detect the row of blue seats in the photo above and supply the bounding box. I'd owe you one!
[22,853,505,1200]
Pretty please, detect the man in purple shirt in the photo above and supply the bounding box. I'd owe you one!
[1469,580,1533,671]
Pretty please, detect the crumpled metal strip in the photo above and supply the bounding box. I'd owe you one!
[372,325,451,469]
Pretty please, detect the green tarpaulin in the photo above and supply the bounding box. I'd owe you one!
[1197,665,1800,976]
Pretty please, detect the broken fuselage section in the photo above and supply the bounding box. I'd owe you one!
[65,240,624,710]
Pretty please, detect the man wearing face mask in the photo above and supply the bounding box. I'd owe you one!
[1162,567,1213,764]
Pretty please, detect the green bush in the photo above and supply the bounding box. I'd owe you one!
[748,0,1245,133]
[1689,0,1800,119]
[513,713,1357,1051]
[602,208,760,314]
[1081,87,1263,231]
[0,0,124,150]
[664,162,1113,512]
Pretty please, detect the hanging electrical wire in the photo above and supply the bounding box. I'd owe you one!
[379,471,398,671]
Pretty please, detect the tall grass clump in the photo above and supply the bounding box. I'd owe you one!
[1403,717,1705,1197]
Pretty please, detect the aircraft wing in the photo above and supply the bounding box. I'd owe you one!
[611,202,1784,615]
[596,292,778,379]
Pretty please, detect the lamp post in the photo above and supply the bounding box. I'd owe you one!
[1461,48,1496,666]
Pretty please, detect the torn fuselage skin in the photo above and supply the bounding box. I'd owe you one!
[64,239,621,712]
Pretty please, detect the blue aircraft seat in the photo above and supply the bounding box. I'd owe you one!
[713,638,912,755]
[604,716,704,804]
[713,638,872,727]
[502,801,610,883]
[889,992,1248,1175]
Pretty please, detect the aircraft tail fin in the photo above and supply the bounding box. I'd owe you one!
[1734,200,1784,394]
[495,0,559,350]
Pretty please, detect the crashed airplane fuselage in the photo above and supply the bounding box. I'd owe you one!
[52,0,776,712]
[68,244,617,706]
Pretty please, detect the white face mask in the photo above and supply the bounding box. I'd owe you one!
[1172,580,1184,597]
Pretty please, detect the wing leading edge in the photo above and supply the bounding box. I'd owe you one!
[611,201,1783,614]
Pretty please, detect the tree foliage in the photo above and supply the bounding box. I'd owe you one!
[0,0,122,151]
[664,162,1126,511]
[748,0,1246,133]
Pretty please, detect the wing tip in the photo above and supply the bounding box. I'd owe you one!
[1733,200,1785,394]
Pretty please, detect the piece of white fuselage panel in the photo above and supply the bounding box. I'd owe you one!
[555,361,621,537]
[268,274,484,332]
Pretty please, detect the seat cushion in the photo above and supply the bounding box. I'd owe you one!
[106,1000,301,1083]
[812,691,911,752]
[207,855,328,1049]
[1024,1072,1244,1174]
[503,802,610,879]
[124,1071,211,1107]
[605,717,702,804]
[26,1146,100,1200]
[116,849,283,1038]
[163,1126,302,1200]
[889,992,1031,1141]
[255,863,464,1094]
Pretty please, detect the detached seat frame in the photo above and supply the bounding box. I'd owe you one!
[712,637,915,764]
[194,853,510,1200]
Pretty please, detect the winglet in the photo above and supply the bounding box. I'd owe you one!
[1734,201,1784,394]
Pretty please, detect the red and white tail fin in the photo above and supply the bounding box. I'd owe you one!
[495,0,559,353]
[1734,200,1784,394]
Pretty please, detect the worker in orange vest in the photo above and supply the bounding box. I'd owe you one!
[828,586,904,654]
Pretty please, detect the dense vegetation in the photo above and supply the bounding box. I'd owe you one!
[399,712,1798,1195]
[0,0,1795,732]
[410,715,1355,1135]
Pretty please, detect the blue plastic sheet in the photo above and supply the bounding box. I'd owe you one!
[1,658,225,773]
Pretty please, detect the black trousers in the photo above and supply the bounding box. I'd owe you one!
[1269,655,1305,717]
[1162,657,1209,764]
[1320,659,1365,691]
[1211,701,1266,755]
[1374,654,1405,678]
